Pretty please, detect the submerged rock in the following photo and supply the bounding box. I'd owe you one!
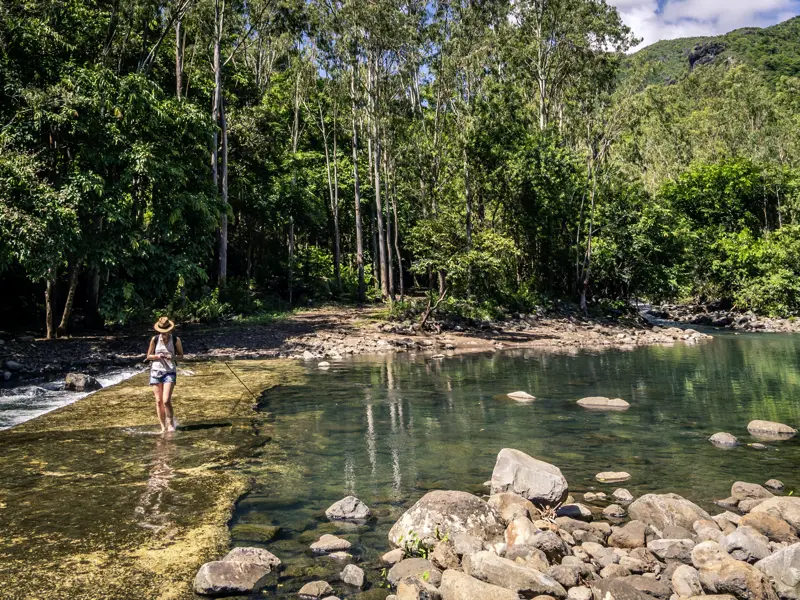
[628,493,711,531]
[710,432,739,447]
[299,580,335,599]
[326,496,372,522]
[388,490,504,550]
[223,547,281,569]
[507,391,536,401]
[311,534,352,554]
[490,449,569,506]
[577,396,630,411]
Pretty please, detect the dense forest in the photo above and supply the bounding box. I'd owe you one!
[1,1,799,336]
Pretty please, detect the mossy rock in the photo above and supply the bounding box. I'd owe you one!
[230,523,281,543]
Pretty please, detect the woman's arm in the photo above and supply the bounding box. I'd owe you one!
[175,337,184,358]
[146,337,158,361]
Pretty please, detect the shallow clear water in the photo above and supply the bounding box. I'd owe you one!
[232,332,800,598]
[0,368,142,429]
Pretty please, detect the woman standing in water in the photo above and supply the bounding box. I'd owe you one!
[146,317,184,433]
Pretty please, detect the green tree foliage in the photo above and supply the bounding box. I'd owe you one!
[2,0,800,333]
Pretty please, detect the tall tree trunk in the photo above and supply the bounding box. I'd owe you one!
[212,0,222,282]
[371,202,379,291]
[58,265,80,336]
[45,272,56,340]
[383,149,394,300]
[351,61,365,303]
[175,18,183,98]
[390,165,403,300]
[332,115,341,292]
[288,217,294,304]
[89,266,101,326]
[219,97,228,285]
[288,71,301,303]
[369,53,389,298]
[464,148,472,297]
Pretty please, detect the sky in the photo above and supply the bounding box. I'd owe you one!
[609,0,800,49]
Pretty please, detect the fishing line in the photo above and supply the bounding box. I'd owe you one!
[224,361,259,403]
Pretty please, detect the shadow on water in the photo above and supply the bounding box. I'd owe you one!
[231,334,800,598]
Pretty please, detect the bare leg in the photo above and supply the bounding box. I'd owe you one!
[162,382,176,431]
[152,384,167,433]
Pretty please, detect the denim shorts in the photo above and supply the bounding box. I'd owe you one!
[149,371,177,385]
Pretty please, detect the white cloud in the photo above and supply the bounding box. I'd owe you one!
[608,0,800,49]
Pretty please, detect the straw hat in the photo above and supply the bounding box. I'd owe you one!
[153,317,175,333]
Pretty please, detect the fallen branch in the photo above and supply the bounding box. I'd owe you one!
[419,287,448,330]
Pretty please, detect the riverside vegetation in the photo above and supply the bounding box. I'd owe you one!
[2,4,800,338]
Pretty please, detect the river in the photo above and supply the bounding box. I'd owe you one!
[231,331,800,596]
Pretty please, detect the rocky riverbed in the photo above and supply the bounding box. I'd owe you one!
[648,304,800,333]
[194,444,799,600]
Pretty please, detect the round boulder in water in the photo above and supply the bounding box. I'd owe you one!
[325,496,371,522]
[577,396,630,411]
[709,432,739,447]
[747,420,797,440]
[65,373,102,392]
[507,391,536,402]
[764,479,784,492]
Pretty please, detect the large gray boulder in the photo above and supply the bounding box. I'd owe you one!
[439,569,519,600]
[755,542,800,599]
[65,373,102,392]
[628,493,711,531]
[340,564,365,588]
[608,521,647,549]
[463,551,566,599]
[646,538,695,563]
[326,496,372,522]
[388,491,504,550]
[751,497,800,530]
[490,449,569,506]
[193,547,281,596]
[193,561,272,596]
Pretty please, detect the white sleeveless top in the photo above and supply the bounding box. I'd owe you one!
[151,335,177,375]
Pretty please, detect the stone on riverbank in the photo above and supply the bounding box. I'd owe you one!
[746,420,797,440]
[751,497,800,530]
[672,564,704,597]
[489,492,539,523]
[755,542,800,599]
[325,496,372,522]
[397,576,442,600]
[507,391,536,401]
[732,482,774,502]
[383,548,406,565]
[439,569,519,600]
[463,551,567,598]
[590,578,653,600]
[613,489,634,503]
[388,490,504,550]
[740,512,798,543]
[698,555,779,600]
[710,432,739,447]
[65,372,102,391]
[490,449,569,506]
[609,521,647,549]
[628,493,711,531]
[721,526,771,563]
[603,504,626,519]
[577,397,630,411]
[387,559,442,587]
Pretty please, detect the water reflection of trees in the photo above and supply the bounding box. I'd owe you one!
[251,338,800,531]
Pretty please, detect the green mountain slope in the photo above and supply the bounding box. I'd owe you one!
[629,15,800,84]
